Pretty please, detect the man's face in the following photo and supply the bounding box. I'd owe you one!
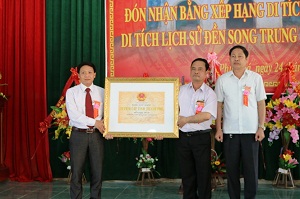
[78,65,96,87]
[190,60,207,83]
[230,48,248,70]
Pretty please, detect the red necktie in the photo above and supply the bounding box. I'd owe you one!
[85,88,94,118]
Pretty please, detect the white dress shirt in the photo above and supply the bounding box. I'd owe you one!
[215,70,267,134]
[178,82,217,132]
[66,83,104,129]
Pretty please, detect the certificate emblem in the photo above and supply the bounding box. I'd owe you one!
[137,93,146,101]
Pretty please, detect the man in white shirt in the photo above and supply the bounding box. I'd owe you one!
[215,45,266,199]
[66,62,111,199]
[177,58,217,199]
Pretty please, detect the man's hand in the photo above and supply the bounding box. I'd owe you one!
[255,128,265,142]
[104,134,113,140]
[154,135,164,140]
[95,119,105,133]
[177,116,187,128]
[215,129,223,142]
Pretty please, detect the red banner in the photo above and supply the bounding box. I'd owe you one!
[106,0,300,93]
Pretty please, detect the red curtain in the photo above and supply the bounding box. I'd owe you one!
[0,0,52,181]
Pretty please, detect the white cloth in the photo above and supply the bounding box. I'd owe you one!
[178,82,217,132]
[215,70,267,134]
[66,83,104,129]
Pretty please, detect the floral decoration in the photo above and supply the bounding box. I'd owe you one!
[0,92,8,100]
[278,149,299,170]
[50,99,100,140]
[211,149,226,174]
[50,102,72,140]
[59,151,71,170]
[39,67,79,135]
[206,52,222,89]
[136,148,160,175]
[266,82,300,147]
[0,72,8,101]
[132,137,154,146]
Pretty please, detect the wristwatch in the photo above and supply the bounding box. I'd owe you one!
[258,124,265,131]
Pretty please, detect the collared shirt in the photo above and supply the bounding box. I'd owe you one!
[66,83,104,129]
[215,69,267,134]
[178,82,217,132]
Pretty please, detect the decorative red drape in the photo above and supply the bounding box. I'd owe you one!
[0,0,52,181]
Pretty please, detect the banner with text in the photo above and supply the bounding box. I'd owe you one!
[106,0,300,93]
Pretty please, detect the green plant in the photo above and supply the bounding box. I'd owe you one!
[58,151,71,170]
[211,149,226,174]
[279,149,299,170]
[135,148,160,176]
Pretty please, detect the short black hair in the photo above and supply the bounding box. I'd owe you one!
[77,62,96,73]
[229,45,249,58]
[190,58,209,71]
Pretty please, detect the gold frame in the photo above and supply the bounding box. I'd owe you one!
[104,77,180,138]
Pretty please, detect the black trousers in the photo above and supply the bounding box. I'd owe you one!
[69,130,104,199]
[223,134,259,199]
[178,131,211,199]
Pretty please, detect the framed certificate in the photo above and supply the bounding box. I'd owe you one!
[103,77,180,138]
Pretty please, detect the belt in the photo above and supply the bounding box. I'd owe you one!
[224,134,234,138]
[180,129,211,137]
[72,127,99,133]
